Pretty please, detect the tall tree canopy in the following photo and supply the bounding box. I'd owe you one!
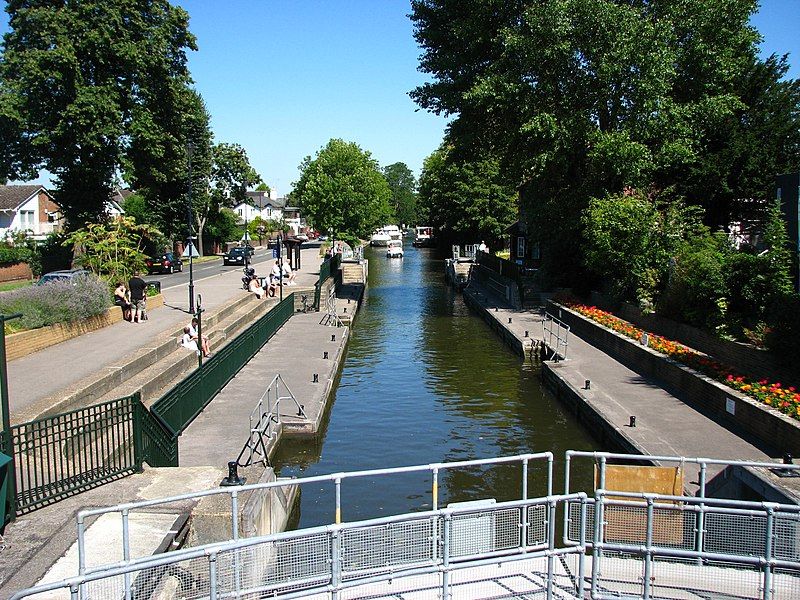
[411,0,800,284]
[418,144,517,246]
[383,162,418,227]
[0,0,198,227]
[292,139,392,239]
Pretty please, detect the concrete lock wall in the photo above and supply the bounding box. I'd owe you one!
[548,300,800,456]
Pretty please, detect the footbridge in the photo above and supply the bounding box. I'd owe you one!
[12,452,800,599]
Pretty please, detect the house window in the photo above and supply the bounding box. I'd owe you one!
[531,242,540,260]
[516,237,525,258]
[20,210,34,229]
[238,208,243,216]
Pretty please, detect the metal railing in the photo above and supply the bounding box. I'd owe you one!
[543,311,570,359]
[236,374,306,467]
[151,294,294,435]
[562,450,800,550]
[319,286,343,327]
[314,254,340,310]
[0,393,178,517]
[70,453,554,579]
[591,491,800,600]
[0,394,139,515]
[14,492,587,600]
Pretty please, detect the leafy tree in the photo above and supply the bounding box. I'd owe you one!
[200,143,262,255]
[410,0,799,287]
[382,162,417,226]
[205,208,242,247]
[418,144,516,247]
[292,139,392,238]
[66,216,155,285]
[0,0,197,227]
[124,87,213,240]
[255,183,271,193]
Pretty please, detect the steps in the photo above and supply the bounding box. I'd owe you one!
[341,261,366,284]
[95,295,276,406]
[19,293,265,422]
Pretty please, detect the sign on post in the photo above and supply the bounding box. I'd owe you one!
[182,242,200,258]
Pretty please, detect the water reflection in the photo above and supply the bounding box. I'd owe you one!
[274,242,599,527]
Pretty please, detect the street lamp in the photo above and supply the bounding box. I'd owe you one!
[243,214,250,272]
[186,142,196,314]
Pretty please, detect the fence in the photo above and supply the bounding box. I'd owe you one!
[15,493,588,600]
[542,312,570,359]
[151,293,295,435]
[0,392,177,517]
[314,254,340,310]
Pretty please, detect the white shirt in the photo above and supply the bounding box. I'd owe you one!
[180,333,198,352]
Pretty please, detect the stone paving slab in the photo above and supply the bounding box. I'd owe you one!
[178,311,351,468]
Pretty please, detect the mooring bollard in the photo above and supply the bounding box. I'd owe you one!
[629,416,636,427]
[324,351,329,359]
[508,317,512,324]
[220,461,246,486]
[584,380,591,390]
[331,334,336,342]
[313,373,319,383]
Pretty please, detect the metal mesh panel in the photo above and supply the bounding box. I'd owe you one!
[773,567,800,600]
[603,504,696,550]
[449,507,520,559]
[774,512,800,562]
[527,503,547,546]
[567,500,594,543]
[704,510,767,557]
[213,536,331,597]
[341,516,435,578]
[592,551,645,598]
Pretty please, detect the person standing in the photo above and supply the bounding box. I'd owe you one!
[478,241,488,254]
[128,273,147,323]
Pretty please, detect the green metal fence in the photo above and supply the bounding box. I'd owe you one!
[314,254,340,309]
[0,394,146,514]
[151,293,295,435]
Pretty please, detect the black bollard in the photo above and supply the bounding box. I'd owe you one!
[313,373,319,383]
[220,461,246,486]
[629,416,636,427]
[297,404,305,417]
[508,317,512,324]
[331,334,336,342]
[584,380,591,390]
[324,351,329,359]
[525,330,529,337]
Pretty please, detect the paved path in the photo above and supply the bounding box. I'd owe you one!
[462,284,772,492]
[7,246,325,419]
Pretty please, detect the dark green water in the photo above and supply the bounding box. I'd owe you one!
[274,243,599,527]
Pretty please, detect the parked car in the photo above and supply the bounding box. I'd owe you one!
[223,247,250,266]
[37,268,91,286]
[145,252,183,274]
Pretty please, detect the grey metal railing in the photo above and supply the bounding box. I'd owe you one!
[543,312,569,359]
[12,492,587,600]
[236,374,306,468]
[71,452,554,584]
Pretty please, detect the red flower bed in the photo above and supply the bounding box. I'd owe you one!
[564,302,800,420]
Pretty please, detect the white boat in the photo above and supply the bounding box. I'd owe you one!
[413,226,436,247]
[386,239,404,258]
[370,228,391,246]
[384,225,402,242]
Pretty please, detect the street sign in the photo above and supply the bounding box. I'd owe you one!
[182,242,200,258]
[272,248,278,259]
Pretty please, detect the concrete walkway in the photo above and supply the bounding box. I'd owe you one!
[462,283,772,492]
[7,247,325,422]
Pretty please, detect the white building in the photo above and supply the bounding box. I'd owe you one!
[0,185,61,240]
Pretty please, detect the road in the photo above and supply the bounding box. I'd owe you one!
[147,241,323,290]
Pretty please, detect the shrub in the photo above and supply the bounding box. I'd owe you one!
[0,276,111,332]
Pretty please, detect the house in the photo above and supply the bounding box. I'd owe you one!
[0,185,61,240]
[108,189,130,219]
[506,220,541,271]
[236,193,288,223]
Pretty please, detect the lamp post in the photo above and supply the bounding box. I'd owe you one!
[243,214,250,272]
[1,312,22,524]
[186,142,196,314]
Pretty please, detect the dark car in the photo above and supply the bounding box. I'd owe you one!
[37,268,91,286]
[145,252,183,274]
[223,247,250,266]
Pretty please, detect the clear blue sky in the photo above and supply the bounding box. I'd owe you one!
[1,1,798,194]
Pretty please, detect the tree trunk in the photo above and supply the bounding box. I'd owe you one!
[195,214,207,256]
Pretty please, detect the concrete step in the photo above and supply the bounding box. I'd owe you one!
[96,295,276,406]
[18,293,261,423]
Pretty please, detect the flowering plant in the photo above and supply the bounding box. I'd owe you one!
[563,301,800,420]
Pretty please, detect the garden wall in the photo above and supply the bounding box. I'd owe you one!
[7,294,164,361]
[0,262,32,283]
[547,300,800,456]
[588,292,795,385]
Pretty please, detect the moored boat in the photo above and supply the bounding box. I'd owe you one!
[412,226,436,247]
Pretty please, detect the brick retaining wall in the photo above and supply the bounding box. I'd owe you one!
[0,262,33,283]
[7,294,164,361]
[548,300,800,456]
